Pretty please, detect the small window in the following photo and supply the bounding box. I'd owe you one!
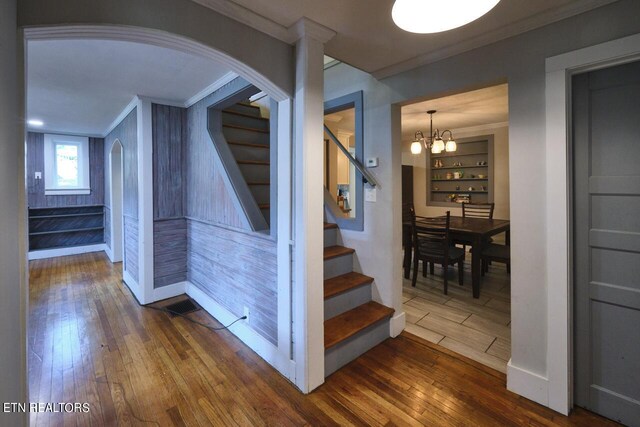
[44,134,91,195]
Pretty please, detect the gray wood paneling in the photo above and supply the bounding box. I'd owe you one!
[104,205,111,249]
[27,132,105,208]
[154,218,187,288]
[153,104,186,220]
[104,108,137,217]
[185,87,244,227]
[124,214,139,282]
[186,218,277,344]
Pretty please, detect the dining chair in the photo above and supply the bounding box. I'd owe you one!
[410,209,465,295]
[457,202,495,252]
[480,243,511,275]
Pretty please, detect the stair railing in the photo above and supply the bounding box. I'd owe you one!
[323,125,378,187]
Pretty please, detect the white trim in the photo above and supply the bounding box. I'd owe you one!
[453,121,509,134]
[184,71,238,107]
[186,281,296,381]
[103,97,138,138]
[288,18,336,44]
[389,312,406,338]
[43,133,90,194]
[104,243,114,262]
[23,25,289,102]
[136,97,154,305]
[373,0,619,79]
[123,269,143,304]
[544,32,640,415]
[28,243,105,260]
[27,128,102,138]
[108,140,124,263]
[44,189,90,196]
[153,281,186,301]
[507,360,550,407]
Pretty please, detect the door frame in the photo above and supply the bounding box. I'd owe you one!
[108,139,124,263]
[544,32,640,414]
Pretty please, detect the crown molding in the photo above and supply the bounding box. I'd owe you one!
[185,71,238,107]
[25,128,103,138]
[372,0,619,79]
[102,96,139,138]
[288,17,336,44]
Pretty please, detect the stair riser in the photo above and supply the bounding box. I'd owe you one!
[222,126,270,145]
[222,112,269,131]
[229,144,270,163]
[238,164,270,182]
[225,103,262,117]
[324,227,337,247]
[248,185,270,205]
[324,319,390,377]
[261,208,270,225]
[324,284,371,319]
[324,253,353,280]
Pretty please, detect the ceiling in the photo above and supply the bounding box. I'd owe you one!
[401,84,508,142]
[27,39,235,136]
[195,0,617,77]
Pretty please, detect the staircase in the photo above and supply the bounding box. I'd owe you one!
[221,102,271,225]
[323,222,394,377]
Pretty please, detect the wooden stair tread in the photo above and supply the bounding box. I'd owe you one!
[324,272,374,299]
[324,222,338,229]
[222,123,269,133]
[324,245,355,260]
[247,182,270,186]
[227,140,269,149]
[324,301,394,349]
[237,160,270,165]
[222,109,269,121]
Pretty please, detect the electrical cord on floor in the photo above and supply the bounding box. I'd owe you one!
[144,303,247,331]
[123,281,247,331]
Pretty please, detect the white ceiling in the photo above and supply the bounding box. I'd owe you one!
[195,0,616,77]
[27,39,235,136]
[401,84,508,142]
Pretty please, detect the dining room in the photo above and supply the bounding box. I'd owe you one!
[400,83,512,373]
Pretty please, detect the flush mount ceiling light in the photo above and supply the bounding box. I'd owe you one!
[28,119,44,127]
[392,0,501,34]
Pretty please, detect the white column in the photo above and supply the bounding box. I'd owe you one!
[137,97,155,304]
[0,0,28,424]
[290,18,335,392]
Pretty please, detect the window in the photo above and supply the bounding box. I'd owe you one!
[44,134,91,195]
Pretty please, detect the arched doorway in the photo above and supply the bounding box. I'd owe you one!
[108,139,124,264]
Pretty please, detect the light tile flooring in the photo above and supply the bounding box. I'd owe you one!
[403,257,511,373]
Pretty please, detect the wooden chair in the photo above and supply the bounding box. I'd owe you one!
[410,210,465,295]
[480,243,511,275]
[462,202,494,219]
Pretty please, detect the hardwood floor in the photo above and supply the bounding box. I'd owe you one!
[28,252,616,426]
[403,257,512,373]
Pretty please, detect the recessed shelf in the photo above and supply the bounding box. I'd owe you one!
[431,178,488,182]
[431,190,488,194]
[431,165,488,170]
[431,152,488,159]
[29,212,104,219]
[29,226,104,236]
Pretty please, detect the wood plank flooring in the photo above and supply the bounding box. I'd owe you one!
[28,252,617,426]
[403,257,512,373]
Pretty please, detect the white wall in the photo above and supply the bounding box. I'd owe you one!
[404,125,510,219]
[325,0,640,412]
[0,0,28,425]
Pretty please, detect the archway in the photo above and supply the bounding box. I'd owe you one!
[108,139,124,264]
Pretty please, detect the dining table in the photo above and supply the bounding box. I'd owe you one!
[403,216,510,299]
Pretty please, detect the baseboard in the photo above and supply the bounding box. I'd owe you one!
[28,243,106,260]
[104,244,114,262]
[507,360,549,407]
[152,281,186,301]
[389,311,406,338]
[185,281,295,382]
[122,270,143,304]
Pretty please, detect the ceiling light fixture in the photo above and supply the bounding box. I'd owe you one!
[392,0,501,34]
[28,119,44,127]
[410,110,456,155]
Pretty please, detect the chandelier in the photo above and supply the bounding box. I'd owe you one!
[410,110,456,155]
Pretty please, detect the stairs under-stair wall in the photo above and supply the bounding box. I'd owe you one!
[221,102,271,225]
[323,222,395,377]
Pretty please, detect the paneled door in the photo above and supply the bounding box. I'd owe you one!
[573,60,640,426]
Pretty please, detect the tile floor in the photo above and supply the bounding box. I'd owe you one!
[402,257,511,373]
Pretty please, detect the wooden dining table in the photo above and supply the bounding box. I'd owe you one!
[403,216,510,299]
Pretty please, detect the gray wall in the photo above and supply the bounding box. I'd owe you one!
[183,89,278,343]
[152,104,187,288]
[0,0,27,424]
[105,108,138,280]
[324,0,640,381]
[26,132,104,208]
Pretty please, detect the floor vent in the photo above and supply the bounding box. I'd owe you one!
[164,298,200,316]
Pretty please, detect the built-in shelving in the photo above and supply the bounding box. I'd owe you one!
[28,205,105,251]
[427,135,494,207]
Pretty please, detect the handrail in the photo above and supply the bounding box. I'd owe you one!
[324,125,378,187]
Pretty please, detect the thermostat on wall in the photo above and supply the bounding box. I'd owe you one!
[366,157,379,167]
